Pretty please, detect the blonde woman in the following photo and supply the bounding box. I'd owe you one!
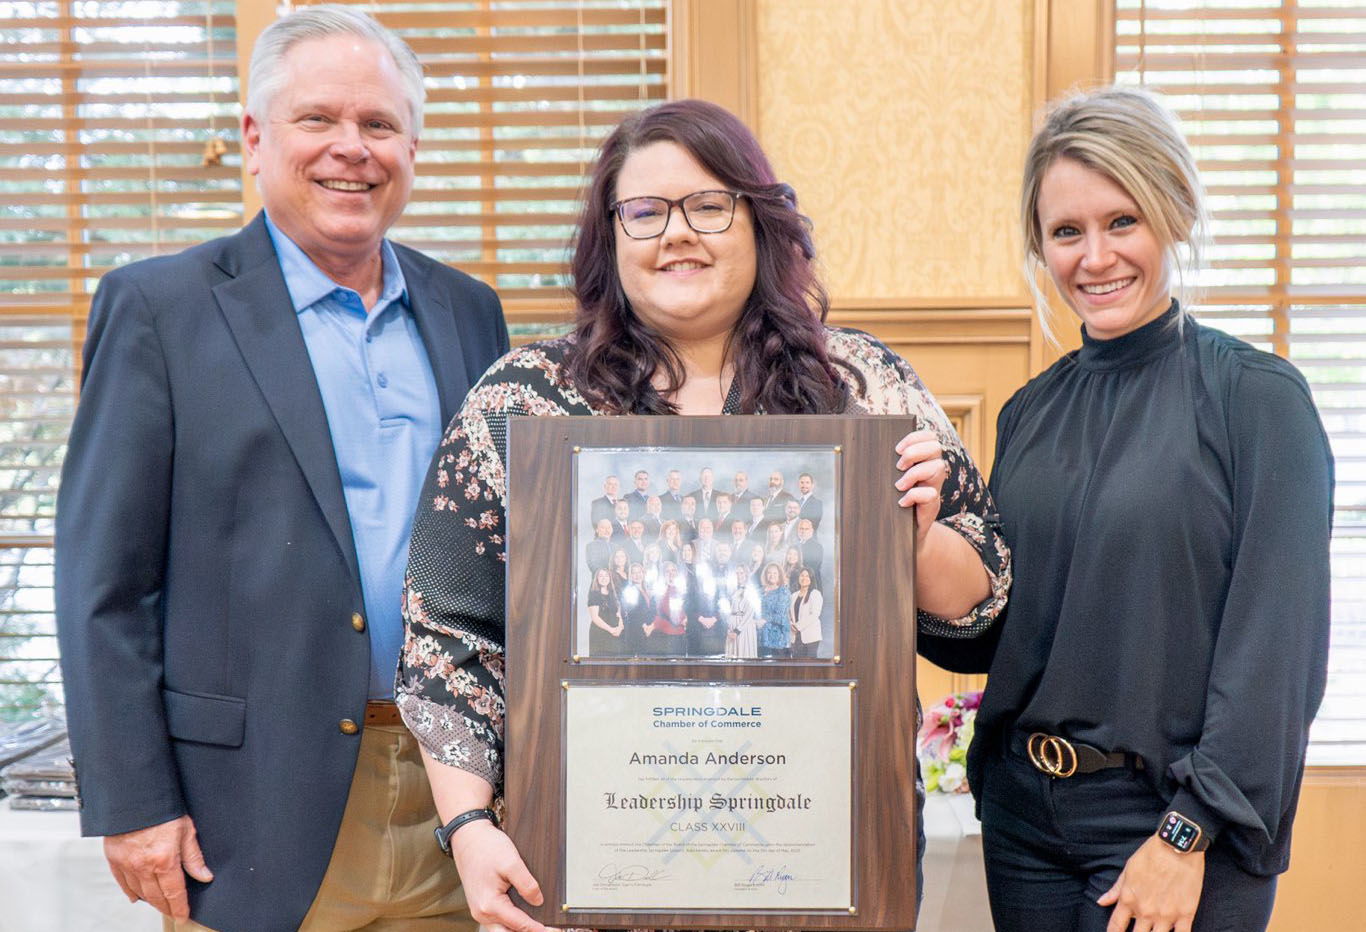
[962,86,1333,932]
[725,564,761,659]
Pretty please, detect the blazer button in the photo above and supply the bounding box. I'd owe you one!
[351,612,366,632]
[339,719,359,735]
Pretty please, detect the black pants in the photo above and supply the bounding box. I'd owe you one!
[979,747,1277,932]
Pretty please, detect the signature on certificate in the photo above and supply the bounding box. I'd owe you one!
[596,862,671,885]
[747,864,796,894]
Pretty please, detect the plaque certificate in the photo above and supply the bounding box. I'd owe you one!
[563,683,852,910]
[506,415,920,929]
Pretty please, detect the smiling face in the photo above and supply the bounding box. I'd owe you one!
[613,141,757,345]
[243,35,416,277]
[1036,157,1171,341]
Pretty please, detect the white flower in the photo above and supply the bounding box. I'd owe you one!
[939,762,967,793]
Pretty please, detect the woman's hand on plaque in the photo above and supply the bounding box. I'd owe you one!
[449,820,552,932]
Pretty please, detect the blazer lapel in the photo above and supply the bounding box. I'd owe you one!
[398,251,469,424]
[210,216,362,585]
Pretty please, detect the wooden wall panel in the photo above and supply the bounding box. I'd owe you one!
[754,0,1033,303]
[1269,770,1366,931]
[669,0,759,129]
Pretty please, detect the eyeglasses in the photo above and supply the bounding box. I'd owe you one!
[610,190,743,240]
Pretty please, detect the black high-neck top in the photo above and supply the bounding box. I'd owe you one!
[972,303,1334,874]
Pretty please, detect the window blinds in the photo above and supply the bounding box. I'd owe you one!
[1116,0,1366,764]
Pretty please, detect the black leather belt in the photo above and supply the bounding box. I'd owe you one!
[1016,731,1144,779]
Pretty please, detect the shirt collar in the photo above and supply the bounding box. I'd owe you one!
[263,211,408,315]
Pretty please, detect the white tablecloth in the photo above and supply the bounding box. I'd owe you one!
[0,808,159,932]
[0,795,989,931]
[918,792,992,932]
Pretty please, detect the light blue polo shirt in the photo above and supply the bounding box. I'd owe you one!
[265,214,442,699]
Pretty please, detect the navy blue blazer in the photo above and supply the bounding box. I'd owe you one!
[54,213,509,932]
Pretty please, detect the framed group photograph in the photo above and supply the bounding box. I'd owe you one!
[504,415,921,930]
[571,445,839,662]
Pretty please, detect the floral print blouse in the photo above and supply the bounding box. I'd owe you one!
[397,327,1011,787]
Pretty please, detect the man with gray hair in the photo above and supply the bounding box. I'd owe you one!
[55,7,507,930]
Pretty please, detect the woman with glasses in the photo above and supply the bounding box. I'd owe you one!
[396,98,1011,932]
[956,86,1333,932]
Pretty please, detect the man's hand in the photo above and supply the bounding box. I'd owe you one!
[104,814,214,920]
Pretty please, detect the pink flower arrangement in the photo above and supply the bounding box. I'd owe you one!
[916,690,981,794]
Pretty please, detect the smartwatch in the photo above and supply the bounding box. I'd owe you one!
[434,807,499,855]
[1157,810,1210,853]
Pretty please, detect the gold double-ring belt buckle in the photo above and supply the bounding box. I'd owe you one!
[1026,732,1079,778]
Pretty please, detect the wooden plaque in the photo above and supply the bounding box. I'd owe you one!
[505,415,919,929]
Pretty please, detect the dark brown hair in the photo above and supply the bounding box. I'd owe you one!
[564,99,856,414]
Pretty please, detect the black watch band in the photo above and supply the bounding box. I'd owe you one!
[434,807,499,854]
[1157,810,1210,853]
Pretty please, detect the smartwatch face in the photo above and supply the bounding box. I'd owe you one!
[1159,812,1202,852]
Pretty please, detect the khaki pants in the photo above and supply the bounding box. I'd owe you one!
[167,723,473,931]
